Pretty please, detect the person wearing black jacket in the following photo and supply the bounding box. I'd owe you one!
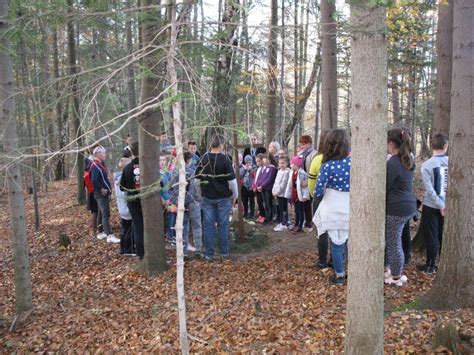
[243,136,266,164]
[120,142,144,259]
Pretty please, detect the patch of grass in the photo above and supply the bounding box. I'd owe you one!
[229,229,269,254]
[392,299,422,312]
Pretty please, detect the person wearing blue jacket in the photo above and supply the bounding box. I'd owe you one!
[91,146,119,243]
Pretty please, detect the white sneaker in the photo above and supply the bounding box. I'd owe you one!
[274,224,287,232]
[97,232,107,240]
[188,245,196,252]
[303,227,314,233]
[384,269,392,283]
[273,223,282,232]
[386,275,408,287]
[107,234,120,244]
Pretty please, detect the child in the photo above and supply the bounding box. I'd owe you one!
[170,152,202,256]
[416,133,449,274]
[252,153,266,222]
[256,153,278,224]
[272,156,291,231]
[313,129,351,285]
[240,155,256,219]
[286,156,310,233]
[384,128,417,287]
[115,155,134,255]
[160,155,177,245]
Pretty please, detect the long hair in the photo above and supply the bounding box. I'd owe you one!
[322,129,350,163]
[387,128,414,170]
[317,130,330,154]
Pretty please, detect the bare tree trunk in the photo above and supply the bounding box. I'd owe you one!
[0,0,33,314]
[432,0,453,137]
[284,45,321,146]
[266,0,278,146]
[52,28,67,181]
[167,3,190,353]
[292,0,299,153]
[345,1,387,353]
[126,0,138,142]
[390,70,401,123]
[320,0,337,130]
[67,0,86,205]
[139,0,168,275]
[421,0,473,310]
[278,0,286,144]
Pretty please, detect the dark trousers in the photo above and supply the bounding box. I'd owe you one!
[262,190,273,222]
[120,219,135,254]
[128,200,144,258]
[294,201,305,228]
[303,198,313,228]
[421,205,444,267]
[402,220,411,264]
[256,191,265,218]
[277,197,289,225]
[241,186,255,217]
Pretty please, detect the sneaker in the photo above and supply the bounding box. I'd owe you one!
[303,226,314,233]
[204,255,214,262]
[385,275,408,287]
[257,217,266,224]
[107,234,120,243]
[384,269,392,282]
[291,227,303,234]
[416,264,436,274]
[97,232,107,240]
[123,253,137,257]
[274,224,287,232]
[314,261,329,270]
[330,275,345,285]
[187,245,196,252]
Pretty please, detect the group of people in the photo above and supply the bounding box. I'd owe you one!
[84,127,449,286]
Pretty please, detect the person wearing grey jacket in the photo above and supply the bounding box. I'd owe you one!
[417,133,449,274]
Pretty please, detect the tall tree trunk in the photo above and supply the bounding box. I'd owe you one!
[126,0,138,142]
[209,0,240,141]
[345,1,387,353]
[432,0,453,137]
[278,0,285,144]
[421,0,473,310]
[390,70,401,123]
[293,0,299,153]
[167,3,190,353]
[139,0,168,275]
[266,0,278,146]
[0,0,33,314]
[67,0,86,205]
[52,28,67,181]
[320,0,337,130]
[284,44,321,146]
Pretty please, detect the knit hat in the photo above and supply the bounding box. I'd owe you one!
[290,155,303,167]
[244,155,253,163]
[93,146,106,155]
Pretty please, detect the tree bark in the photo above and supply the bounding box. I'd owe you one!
[345,1,387,353]
[421,0,474,310]
[167,3,190,353]
[0,0,33,314]
[126,0,138,142]
[278,0,285,144]
[432,0,453,137]
[139,0,168,275]
[390,70,401,123]
[320,0,337,130]
[266,0,278,146]
[67,0,86,205]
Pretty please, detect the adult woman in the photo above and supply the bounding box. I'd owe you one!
[385,128,417,286]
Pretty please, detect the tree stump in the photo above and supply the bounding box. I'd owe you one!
[58,233,71,250]
[433,320,460,354]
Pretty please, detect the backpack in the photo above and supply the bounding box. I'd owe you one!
[84,168,94,193]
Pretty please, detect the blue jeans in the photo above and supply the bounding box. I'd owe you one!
[331,241,347,277]
[167,211,177,241]
[202,197,231,258]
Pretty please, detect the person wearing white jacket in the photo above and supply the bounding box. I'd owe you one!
[286,156,310,234]
[272,156,291,231]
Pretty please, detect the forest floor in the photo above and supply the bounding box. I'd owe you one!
[0,179,473,352]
